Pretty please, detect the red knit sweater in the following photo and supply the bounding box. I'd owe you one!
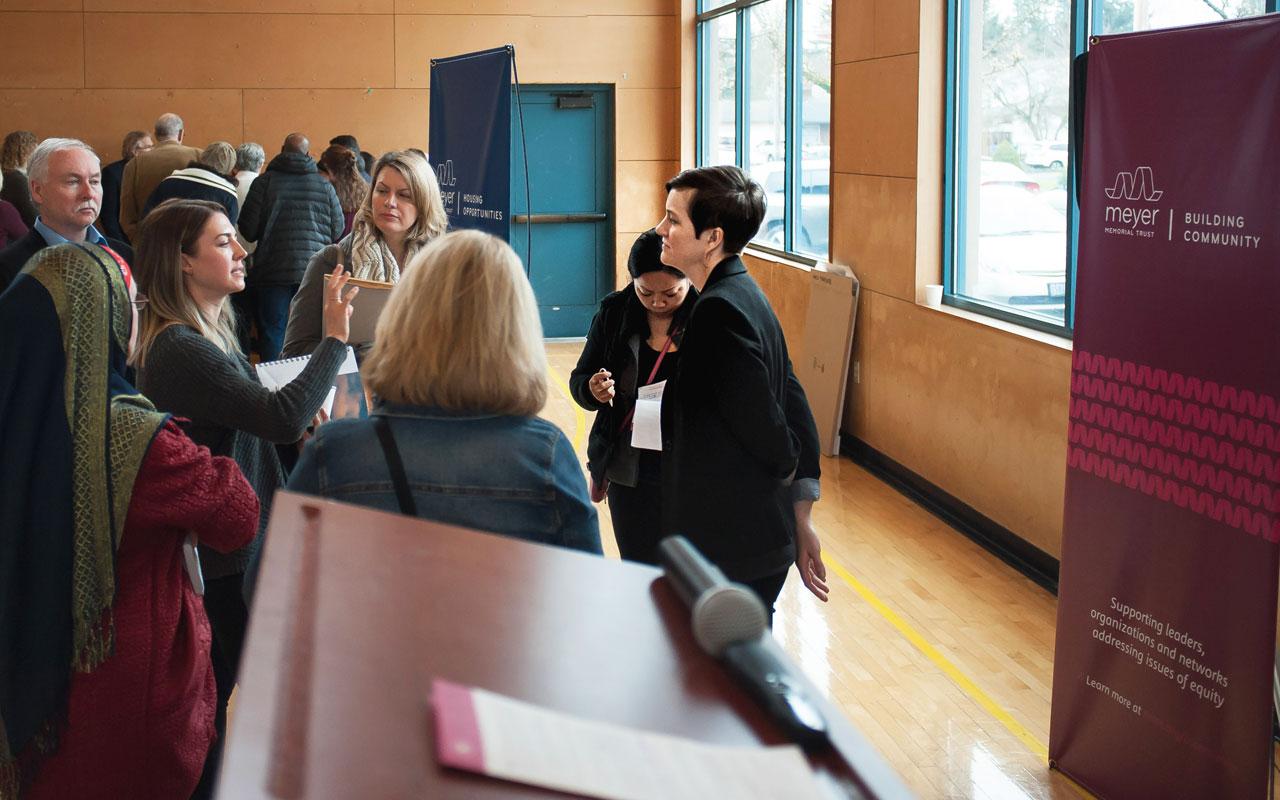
[27,421,259,800]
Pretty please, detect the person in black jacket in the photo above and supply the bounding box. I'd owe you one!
[570,230,696,565]
[0,138,133,294]
[655,165,828,619]
[237,133,344,361]
[98,130,153,243]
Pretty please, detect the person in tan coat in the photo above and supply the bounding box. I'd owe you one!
[119,113,200,239]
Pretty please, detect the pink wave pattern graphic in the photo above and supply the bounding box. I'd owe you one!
[1073,350,1280,423]
[1070,398,1279,451]
[1068,419,1279,481]
[1070,423,1279,510]
[1068,447,1280,542]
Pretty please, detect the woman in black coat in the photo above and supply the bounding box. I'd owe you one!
[569,230,696,565]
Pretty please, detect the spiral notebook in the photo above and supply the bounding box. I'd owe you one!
[255,346,367,419]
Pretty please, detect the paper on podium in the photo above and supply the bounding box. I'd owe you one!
[432,679,826,800]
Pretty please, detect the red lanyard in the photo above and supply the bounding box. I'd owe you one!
[619,332,675,433]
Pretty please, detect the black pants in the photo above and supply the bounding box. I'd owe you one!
[606,477,665,566]
[742,569,789,628]
[191,573,249,800]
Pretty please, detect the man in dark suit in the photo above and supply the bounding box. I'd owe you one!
[655,165,828,619]
[0,138,134,293]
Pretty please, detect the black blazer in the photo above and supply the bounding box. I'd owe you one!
[0,230,135,294]
[664,255,821,582]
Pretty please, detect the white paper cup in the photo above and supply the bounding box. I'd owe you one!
[924,284,943,307]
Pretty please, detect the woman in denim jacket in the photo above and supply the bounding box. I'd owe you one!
[285,230,602,555]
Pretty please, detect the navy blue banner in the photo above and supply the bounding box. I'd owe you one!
[428,47,512,241]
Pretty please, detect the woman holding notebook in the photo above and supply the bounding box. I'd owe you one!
[130,198,359,788]
[281,149,447,358]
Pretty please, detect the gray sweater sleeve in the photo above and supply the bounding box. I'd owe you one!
[282,243,343,359]
[141,326,349,444]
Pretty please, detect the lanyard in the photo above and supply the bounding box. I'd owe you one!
[619,332,675,433]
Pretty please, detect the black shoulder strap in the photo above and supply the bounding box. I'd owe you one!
[373,415,417,516]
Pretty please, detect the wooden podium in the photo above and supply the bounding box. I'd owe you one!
[217,491,911,799]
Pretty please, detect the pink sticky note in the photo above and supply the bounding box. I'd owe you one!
[431,679,486,773]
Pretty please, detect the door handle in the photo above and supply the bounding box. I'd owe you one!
[512,213,608,224]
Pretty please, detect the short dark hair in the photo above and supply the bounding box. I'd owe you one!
[664,165,765,255]
[626,229,684,280]
[360,151,374,175]
[330,134,360,153]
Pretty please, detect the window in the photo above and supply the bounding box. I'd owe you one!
[945,0,1273,336]
[697,0,832,260]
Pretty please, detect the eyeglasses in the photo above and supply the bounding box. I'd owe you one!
[131,293,149,311]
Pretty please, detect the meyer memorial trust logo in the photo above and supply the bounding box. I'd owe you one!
[1101,165,1263,250]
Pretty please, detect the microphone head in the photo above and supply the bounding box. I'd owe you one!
[690,585,768,656]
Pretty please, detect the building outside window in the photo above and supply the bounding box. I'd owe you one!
[945,0,1271,336]
[697,0,832,261]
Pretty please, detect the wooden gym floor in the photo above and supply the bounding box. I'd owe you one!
[543,340,1087,799]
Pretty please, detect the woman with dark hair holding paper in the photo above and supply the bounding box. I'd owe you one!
[282,149,446,357]
[569,229,696,565]
[0,243,257,799]
[129,199,358,789]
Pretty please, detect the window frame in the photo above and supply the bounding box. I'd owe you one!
[696,0,829,265]
[943,1,1278,339]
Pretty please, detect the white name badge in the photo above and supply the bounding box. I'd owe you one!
[630,379,667,451]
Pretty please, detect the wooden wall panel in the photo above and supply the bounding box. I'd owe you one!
[83,13,396,88]
[0,89,244,160]
[616,160,677,233]
[831,54,918,178]
[833,0,874,65]
[395,0,672,14]
[2,1,80,10]
[617,88,678,161]
[844,292,1071,557]
[242,89,428,159]
[395,15,676,90]
[873,0,920,58]
[827,0,1073,557]
[831,172,916,303]
[0,13,84,89]
[85,0,393,11]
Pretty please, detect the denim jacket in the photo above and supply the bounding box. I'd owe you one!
[286,403,602,554]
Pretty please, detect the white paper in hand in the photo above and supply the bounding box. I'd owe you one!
[630,380,666,451]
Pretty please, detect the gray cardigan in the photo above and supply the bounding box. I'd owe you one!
[137,326,347,578]
[282,237,352,359]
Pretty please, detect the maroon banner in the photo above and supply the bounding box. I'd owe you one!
[1049,16,1280,799]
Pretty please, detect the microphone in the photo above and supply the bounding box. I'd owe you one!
[658,536,829,747]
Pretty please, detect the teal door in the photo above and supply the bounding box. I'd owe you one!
[510,86,614,338]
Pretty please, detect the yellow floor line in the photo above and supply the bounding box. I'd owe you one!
[826,554,1051,762]
[547,367,587,453]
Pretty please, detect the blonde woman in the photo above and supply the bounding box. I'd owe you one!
[130,198,357,786]
[285,230,601,554]
[282,149,446,357]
